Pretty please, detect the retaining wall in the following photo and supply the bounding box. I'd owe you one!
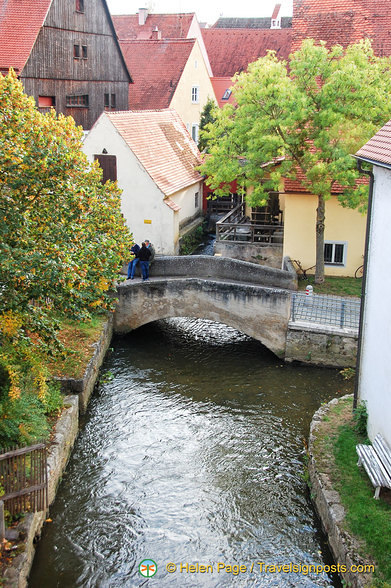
[286,323,358,367]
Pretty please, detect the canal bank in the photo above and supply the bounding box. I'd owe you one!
[2,316,361,587]
[308,395,375,588]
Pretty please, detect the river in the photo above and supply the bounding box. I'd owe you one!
[29,318,352,587]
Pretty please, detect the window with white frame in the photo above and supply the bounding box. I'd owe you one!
[324,241,347,265]
[191,86,199,103]
[191,123,199,144]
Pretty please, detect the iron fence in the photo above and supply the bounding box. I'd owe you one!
[290,292,361,331]
[0,442,48,516]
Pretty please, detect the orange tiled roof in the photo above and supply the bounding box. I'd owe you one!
[292,0,391,56]
[356,119,391,168]
[119,39,195,110]
[202,28,292,77]
[112,12,195,40]
[0,0,52,73]
[105,109,202,196]
[210,77,236,108]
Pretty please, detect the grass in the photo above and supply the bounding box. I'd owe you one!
[45,313,107,379]
[313,397,391,586]
[298,275,363,297]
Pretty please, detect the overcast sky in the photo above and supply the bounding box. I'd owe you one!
[106,0,293,27]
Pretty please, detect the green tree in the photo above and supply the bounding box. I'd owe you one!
[200,39,391,283]
[0,70,133,428]
[198,96,218,152]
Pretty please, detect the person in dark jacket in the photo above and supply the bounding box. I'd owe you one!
[138,242,152,281]
[127,243,141,279]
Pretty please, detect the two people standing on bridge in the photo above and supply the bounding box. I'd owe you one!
[127,239,155,282]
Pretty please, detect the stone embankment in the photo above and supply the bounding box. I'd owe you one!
[2,316,113,587]
[308,395,374,588]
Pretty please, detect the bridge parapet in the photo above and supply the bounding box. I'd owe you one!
[147,255,297,290]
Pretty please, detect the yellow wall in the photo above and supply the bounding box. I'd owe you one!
[170,40,216,135]
[283,193,367,276]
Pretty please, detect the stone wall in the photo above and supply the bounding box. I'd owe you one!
[214,241,283,269]
[285,323,358,368]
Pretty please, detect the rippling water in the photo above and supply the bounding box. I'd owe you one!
[29,319,352,587]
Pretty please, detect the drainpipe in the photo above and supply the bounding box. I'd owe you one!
[353,159,374,409]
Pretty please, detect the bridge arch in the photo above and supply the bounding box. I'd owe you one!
[114,278,292,358]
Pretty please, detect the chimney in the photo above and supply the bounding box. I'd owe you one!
[151,26,162,40]
[271,3,281,29]
[138,7,148,26]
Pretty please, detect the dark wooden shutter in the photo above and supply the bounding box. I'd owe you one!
[94,154,117,183]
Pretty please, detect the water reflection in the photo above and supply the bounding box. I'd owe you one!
[29,319,351,587]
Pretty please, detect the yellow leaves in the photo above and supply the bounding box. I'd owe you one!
[0,310,22,338]
[8,367,21,401]
[33,370,48,402]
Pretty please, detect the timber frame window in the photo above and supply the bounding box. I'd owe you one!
[76,0,85,12]
[324,241,347,266]
[66,94,89,108]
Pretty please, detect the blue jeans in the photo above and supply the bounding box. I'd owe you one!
[127,258,139,279]
[140,260,149,280]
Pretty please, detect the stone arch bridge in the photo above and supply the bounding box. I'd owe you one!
[114,256,296,359]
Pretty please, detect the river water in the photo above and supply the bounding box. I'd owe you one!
[29,318,352,588]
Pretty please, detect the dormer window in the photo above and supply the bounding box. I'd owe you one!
[76,0,84,12]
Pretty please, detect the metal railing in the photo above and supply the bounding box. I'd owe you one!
[290,292,361,331]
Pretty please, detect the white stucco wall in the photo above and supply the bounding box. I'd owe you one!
[82,115,175,254]
[187,16,213,76]
[170,181,203,227]
[358,165,391,446]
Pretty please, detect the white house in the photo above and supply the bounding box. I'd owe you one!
[355,120,391,446]
[83,109,204,255]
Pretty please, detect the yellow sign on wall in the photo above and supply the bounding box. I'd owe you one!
[144,219,152,224]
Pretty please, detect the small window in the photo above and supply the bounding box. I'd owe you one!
[66,94,89,107]
[104,93,116,110]
[191,123,199,144]
[222,89,232,101]
[195,192,199,208]
[38,96,55,107]
[191,86,199,104]
[324,241,346,265]
[74,44,80,58]
[82,45,88,59]
[76,0,84,12]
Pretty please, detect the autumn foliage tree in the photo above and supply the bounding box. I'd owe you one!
[200,39,391,283]
[0,71,133,443]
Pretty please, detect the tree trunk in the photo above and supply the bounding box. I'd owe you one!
[315,194,325,284]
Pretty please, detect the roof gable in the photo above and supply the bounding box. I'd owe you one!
[112,13,195,40]
[105,109,202,196]
[0,0,52,73]
[356,120,391,168]
[202,28,292,77]
[119,39,195,110]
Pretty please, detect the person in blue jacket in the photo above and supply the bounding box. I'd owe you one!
[127,243,140,279]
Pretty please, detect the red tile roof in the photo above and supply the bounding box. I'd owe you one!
[292,0,391,56]
[119,39,195,110]
[0,0,52,73]
[356,119,391,168]
[210,77,236,108]
[112,13,195,40]
[202,28,292,77]
[105,109,202,196]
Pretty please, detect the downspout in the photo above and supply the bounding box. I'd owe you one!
[353,159,374,409]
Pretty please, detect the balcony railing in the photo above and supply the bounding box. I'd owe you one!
[216,203,283,245]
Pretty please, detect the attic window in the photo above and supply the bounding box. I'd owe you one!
[222,89,232,100]
[66,94,89,108]
[191,86,199,104]
[76,0,84,12]
[104,93,116,110]
[74,44,87,59]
